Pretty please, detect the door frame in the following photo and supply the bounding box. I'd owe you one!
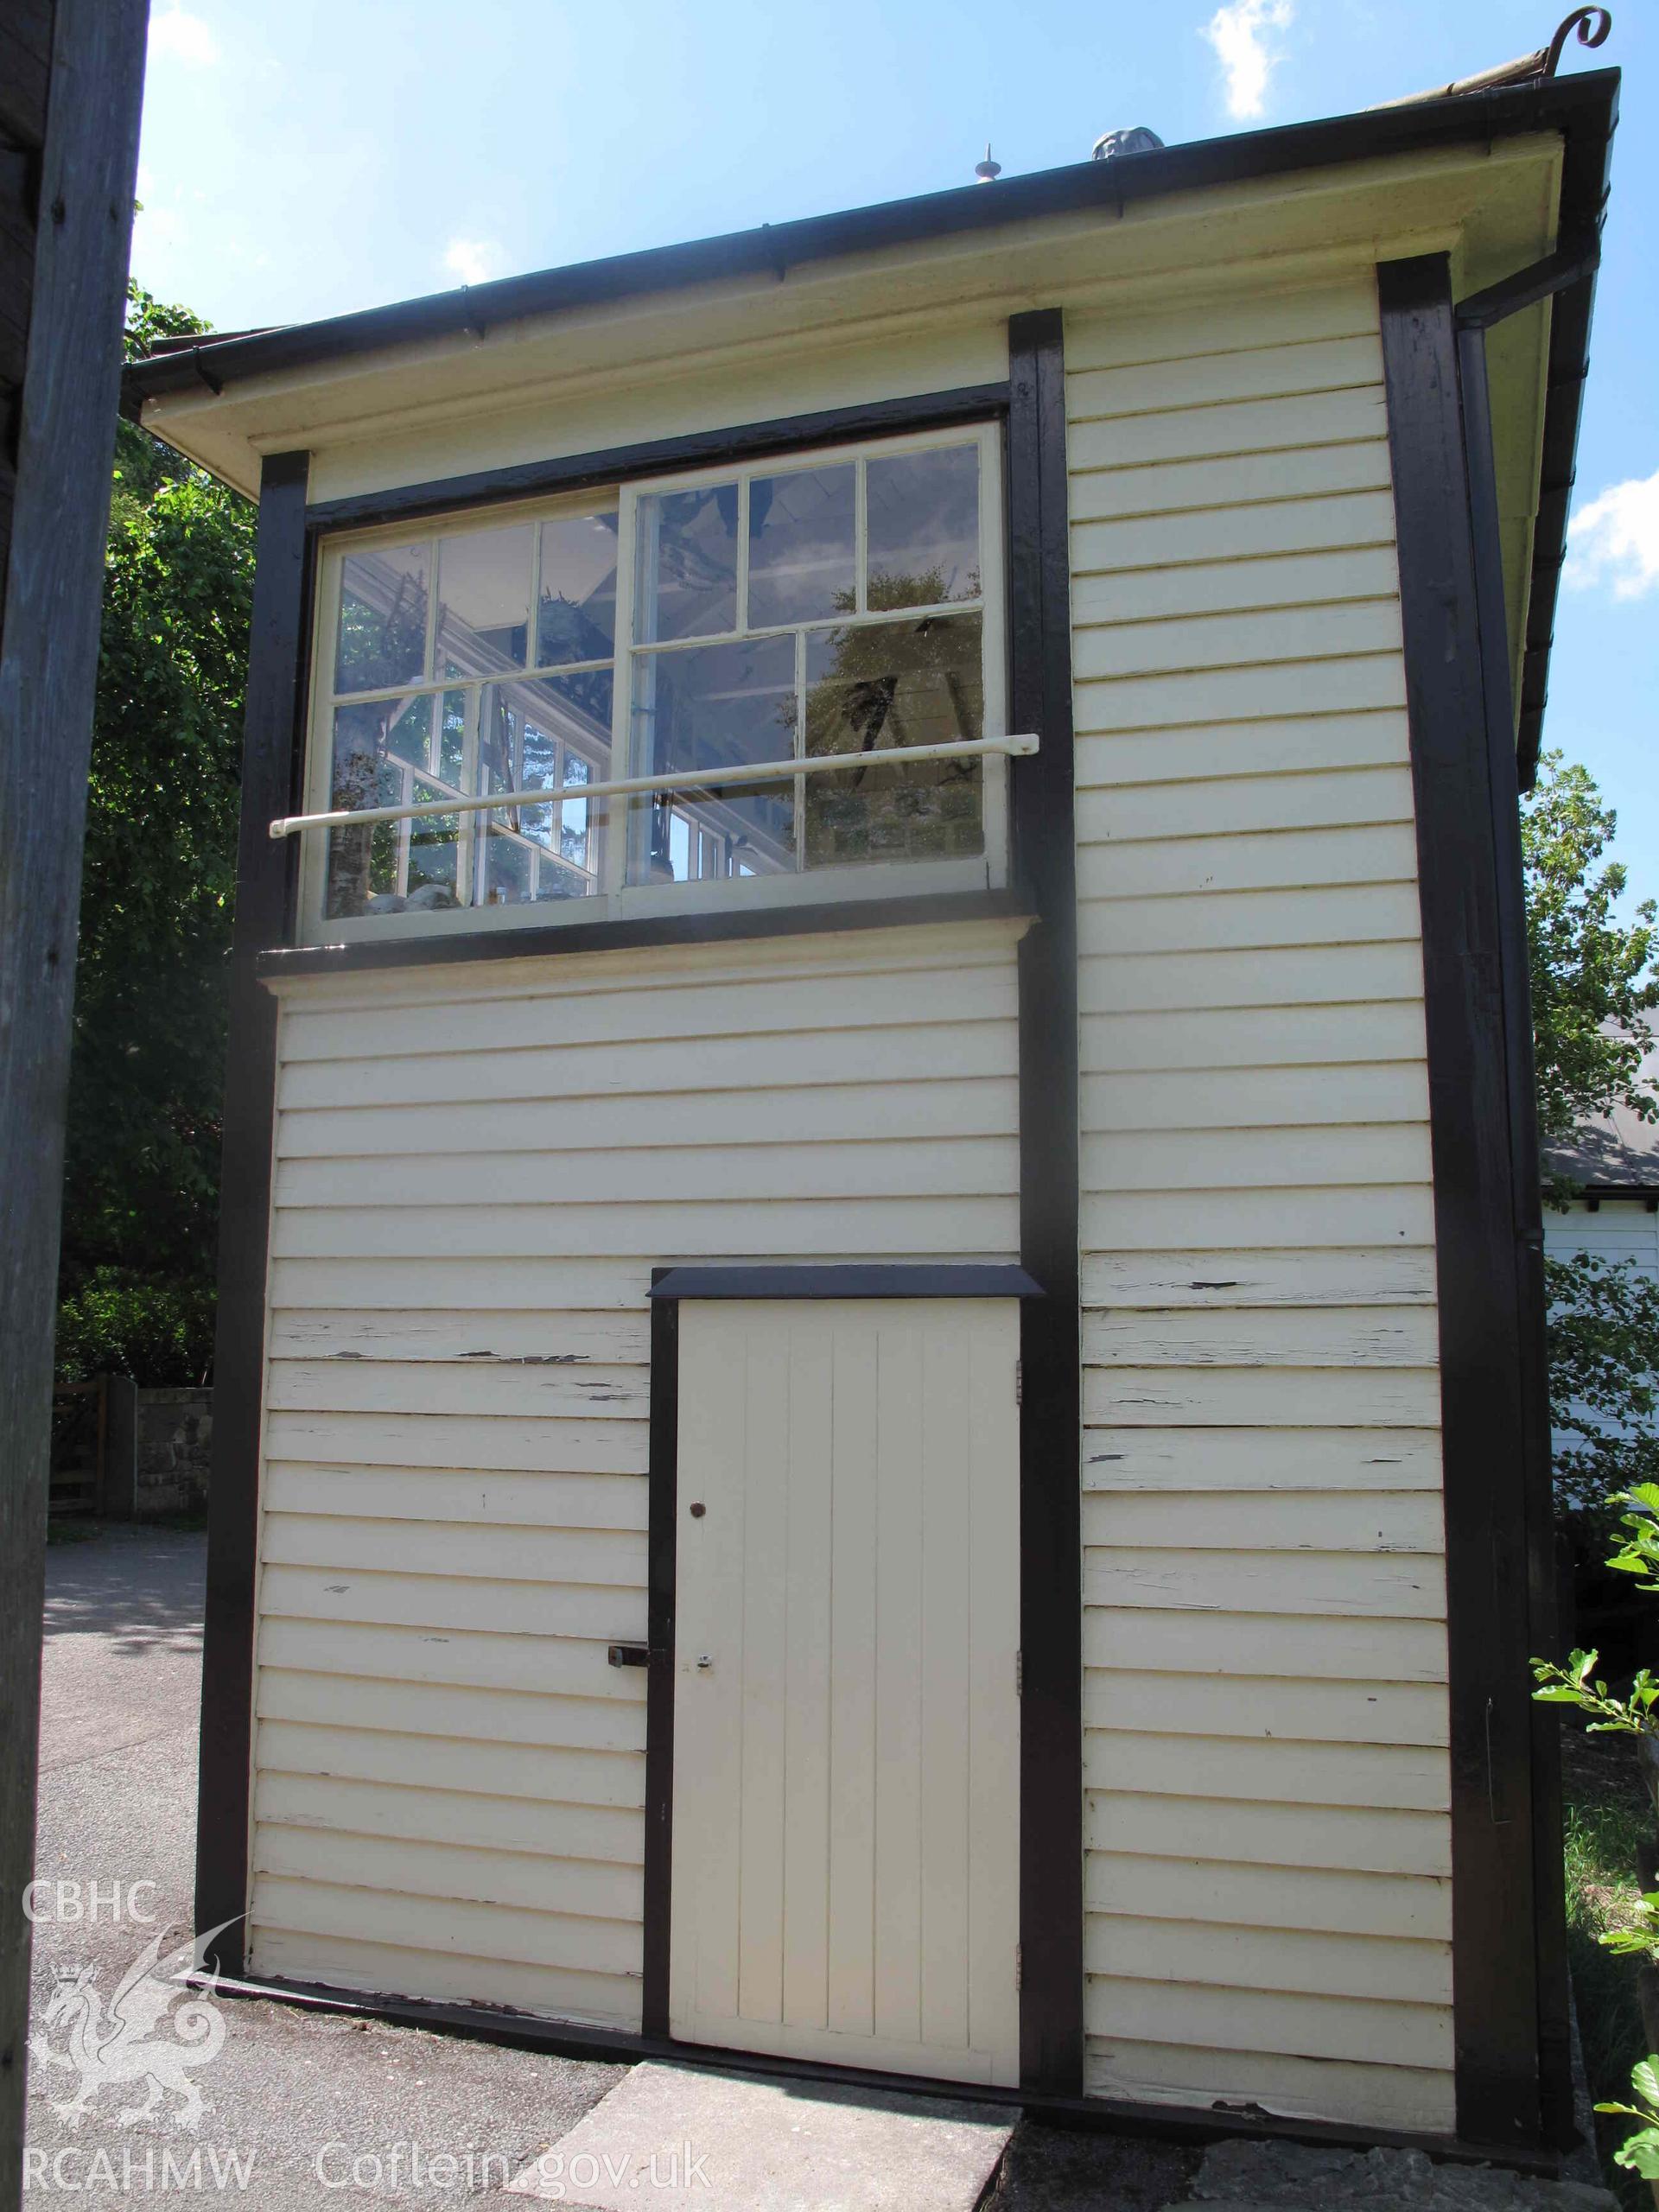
[640,1262,1042,2059]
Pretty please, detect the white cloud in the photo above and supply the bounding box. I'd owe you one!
[442,238,505,286]
[1204,0,1294,120]
[1565,469,1659,601]
[149,6,219,66]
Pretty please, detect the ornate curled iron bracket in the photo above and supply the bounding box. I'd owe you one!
[1543,8,1612,77]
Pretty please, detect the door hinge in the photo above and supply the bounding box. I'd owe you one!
[1014,1357,1022,1407]
[1015,1649,1022,1698]
[1015,1943,1022,1992]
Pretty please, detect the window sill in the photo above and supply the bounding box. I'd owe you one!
[255,887,1036,982]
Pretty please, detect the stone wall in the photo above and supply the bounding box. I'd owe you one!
[133,1387,213,1516]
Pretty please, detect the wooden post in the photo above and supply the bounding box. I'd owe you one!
[194,448,310,1975]
[1377,252,1544,2152]
[0,0,149,2196]
[1007,307,1084,2097]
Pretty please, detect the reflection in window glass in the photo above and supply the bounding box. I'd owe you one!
[478,686,519,800]
[537,512,618,666]
[481,826,534,906]
[437,688,467,785]
[324,749,404,920]
[519,664,614,743]
[534,853,594,900]
[321,665,609,920]
[435,524,531,677]
[629,634,795,881]
[747,464,855,629]
[334,543,428,694]
[380,694,433,774]
[562,755,591,867]
[407,782,461,905]
[803,613,984,868]
[866,445,979,610]
[636,483,739,642]
[331,698,418,810]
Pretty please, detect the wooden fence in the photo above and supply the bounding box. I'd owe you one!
[48,1376,107,1517]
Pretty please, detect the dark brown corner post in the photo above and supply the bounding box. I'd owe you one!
[1007,307,1084,2095]
[1377,254,1548,2152]
[195,449,311,1974]
[1456,318,1574,2150]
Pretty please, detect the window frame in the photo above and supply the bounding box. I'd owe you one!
[296,420,1007,945]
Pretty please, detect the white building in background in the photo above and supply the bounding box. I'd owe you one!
[1543,1045,1659,1281]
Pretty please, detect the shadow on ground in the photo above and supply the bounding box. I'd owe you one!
[998,2121,1199,2209]
[41,1522,205,1654]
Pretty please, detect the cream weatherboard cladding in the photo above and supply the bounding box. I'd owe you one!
[1066,275,1455,2135]
[245,918,1024,2024]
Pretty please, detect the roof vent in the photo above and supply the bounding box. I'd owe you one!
[1091,125,1165,161]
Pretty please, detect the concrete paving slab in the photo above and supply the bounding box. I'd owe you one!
[505,2060,1013,2211]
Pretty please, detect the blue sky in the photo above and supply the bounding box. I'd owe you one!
[133,0,1656,891]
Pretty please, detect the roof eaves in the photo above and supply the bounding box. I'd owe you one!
[120,68,1618,421]
[1516,70,1618,787]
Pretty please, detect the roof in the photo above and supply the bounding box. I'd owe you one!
[1545,1042,1659,1192]
[122,61,1620,788]
[122,71,1616,416]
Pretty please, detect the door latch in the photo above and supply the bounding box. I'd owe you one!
[607,1643,654,1668]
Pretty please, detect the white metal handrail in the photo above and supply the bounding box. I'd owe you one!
[268,734,1039,841]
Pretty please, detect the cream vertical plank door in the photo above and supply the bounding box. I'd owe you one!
[669,1298,1022,2086]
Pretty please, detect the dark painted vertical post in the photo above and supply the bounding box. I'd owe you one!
[195,451,310,1974]
[1457,323,1573,2148]
[1007,308,1084,2095]
[1377,253,1541,2150]
[641,1281,680,2037]
[0,0,148,2187]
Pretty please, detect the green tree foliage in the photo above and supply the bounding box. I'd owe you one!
[1522,753,1659,1526]
[54,1270,217,1389]
[1533,1500,1659,2182]
[55,284,254,1381]
[1533,1486,1659,1733]
[1548,1254,1659,1518]
[1522,748,1659,1153]
[1597,2057,1659,2182]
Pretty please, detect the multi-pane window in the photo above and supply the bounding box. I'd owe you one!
[628,436,991,887]
[320,512,617,920]
[302,425,1003,938]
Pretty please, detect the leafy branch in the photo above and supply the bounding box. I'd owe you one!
[1598,2058,1659,2179]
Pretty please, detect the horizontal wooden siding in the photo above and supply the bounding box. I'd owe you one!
[248,919,1023,2027]
[1066,275,1454,2136]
